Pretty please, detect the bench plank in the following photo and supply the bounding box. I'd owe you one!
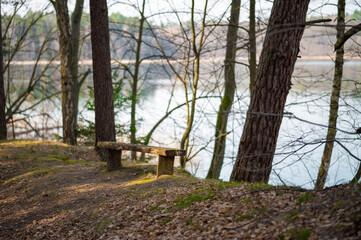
[97,141,185,157]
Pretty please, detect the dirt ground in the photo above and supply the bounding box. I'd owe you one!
[0,140,360,240]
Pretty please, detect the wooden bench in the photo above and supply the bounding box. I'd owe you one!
[97,141,186,177]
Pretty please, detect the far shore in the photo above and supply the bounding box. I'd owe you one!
[8,56,361,66]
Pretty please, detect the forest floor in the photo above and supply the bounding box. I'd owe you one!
[0,140,360,240]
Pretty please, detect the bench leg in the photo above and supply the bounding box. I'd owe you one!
[107,149,122,171]
[157,156,174,177]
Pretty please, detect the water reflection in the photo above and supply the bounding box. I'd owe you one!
[6,60,361,188]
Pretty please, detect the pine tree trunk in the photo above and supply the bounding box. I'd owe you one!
[207,0,240,179]
[89,0,116,155]
[315,0,345,190]
[230,0,310,183]
[249,0,256,95]
[54,0,77,145]
[0,2,6,140]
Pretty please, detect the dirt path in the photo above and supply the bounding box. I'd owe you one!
[1,140,360,239]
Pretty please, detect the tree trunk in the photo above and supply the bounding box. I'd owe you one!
[54,0,77,145]
[0,1,6,140]
[315,0,345,190]
[71,0,85,126]
[230,0,310,183]
[89,0,116,155]
[249,0,256,95]
[207,0,240,179]
[130,0,146,160]
[179,0,208,168]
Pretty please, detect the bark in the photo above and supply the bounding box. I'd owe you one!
[230,0,310,183]
[179,0,208,168]
[207,0,240,179]
[0,1,6,140]
[130,0,146,160]
[334,23,361,51]
[71,0,85,125]
[89,0,116,153]
[249,0,256,95]
[315,0,345,190]
[54,0,77,145]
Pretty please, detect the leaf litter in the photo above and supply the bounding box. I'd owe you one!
[0,140,360,239]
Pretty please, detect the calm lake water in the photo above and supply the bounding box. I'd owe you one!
[8,60,361,188]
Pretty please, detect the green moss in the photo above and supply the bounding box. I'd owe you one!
[173,187,214,209]
[163,217,172,225]
[126,177,155,186]
[286,228,313,240]
[288,211,300,220]
[65,159,78,164]
[276,191,285,196]
[177,168,192,176]
[186,218,193,225]
[241,198,253,204]
[127,214,140,221]
[235,209,255,221]
[34,169,52,177]
[335,224,345,229]
[247,182,273,190]
[94,219,109,234]
[56,155,70,161]
[256,206,267,213]
[29,165,40,171]
[37,156,63,162]
[332,200,342,210]
[297,193,313,204]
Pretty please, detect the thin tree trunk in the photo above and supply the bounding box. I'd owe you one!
[130,0,146,160]
[207,0,240,179]
[315,0,345,190]
[179,0,208,168]
[334,23,361,51]
[71,0,85,126]
[249,0,256,95]
[54,0,77,145]
[89,0,116,156]
[0,1,6,140]
[230,0,310,183]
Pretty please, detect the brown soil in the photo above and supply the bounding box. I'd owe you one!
[0,140,360,240]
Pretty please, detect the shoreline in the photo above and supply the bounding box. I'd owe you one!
[8,56,361,66]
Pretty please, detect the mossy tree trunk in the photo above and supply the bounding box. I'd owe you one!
[53,0,85,145]
[53,0,77,145]
[71,0,85,126]
[207,0,240,179]
[315,0,345,190]
[230,0,310,183]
